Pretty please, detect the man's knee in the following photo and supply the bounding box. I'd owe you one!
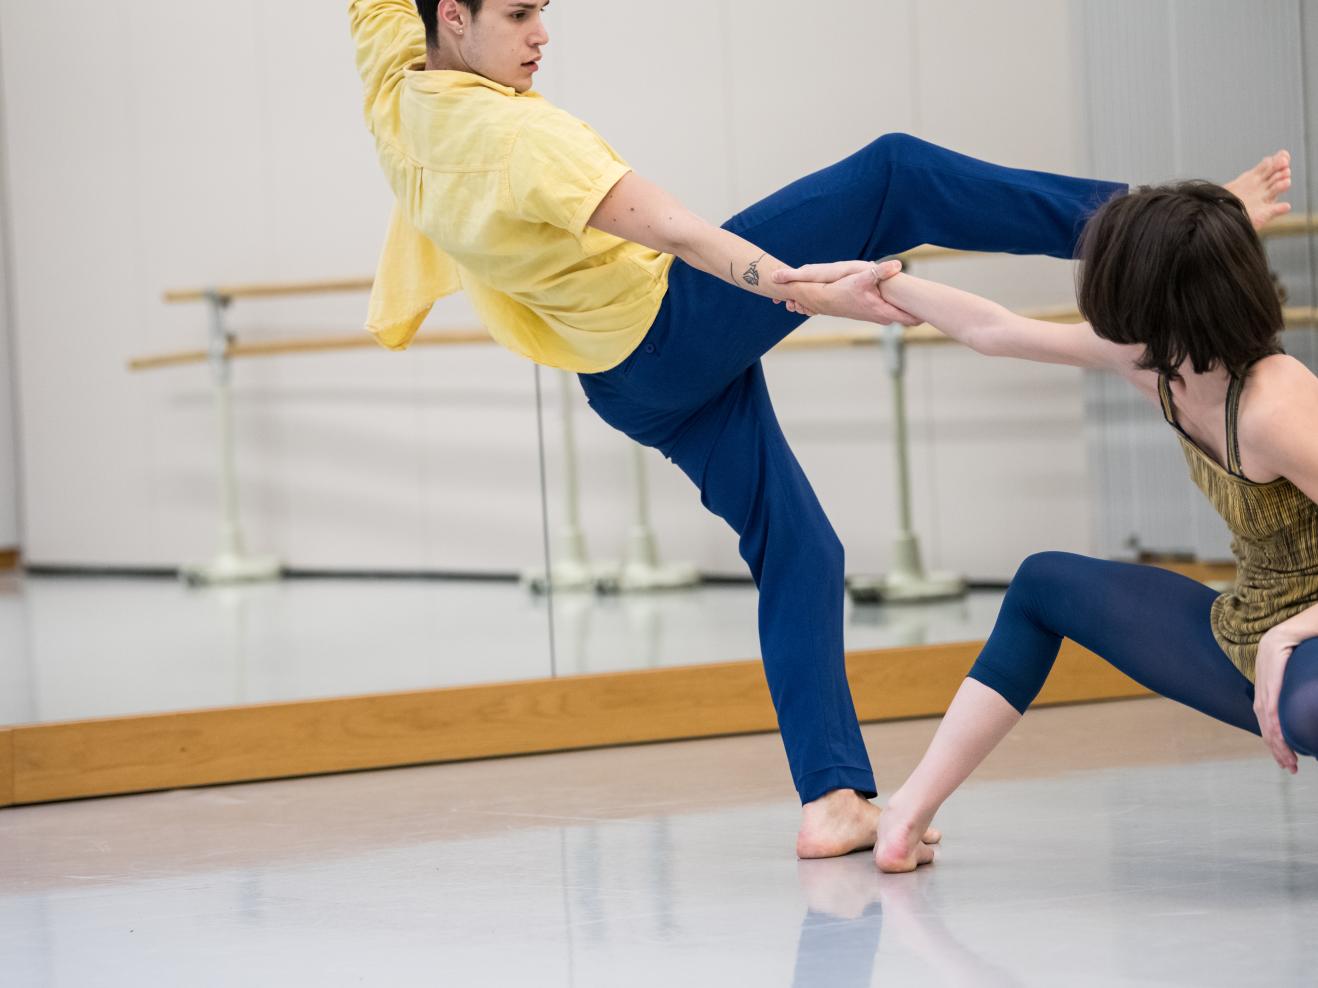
[797,524,845,579]
[863,132,926,166]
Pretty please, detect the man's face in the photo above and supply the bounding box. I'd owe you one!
[456,1,550,93]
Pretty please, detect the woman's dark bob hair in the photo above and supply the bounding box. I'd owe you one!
[1076,181,1284,381]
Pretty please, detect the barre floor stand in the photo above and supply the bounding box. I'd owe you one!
[609,443,699,593]
[848,322,966,604]
[522,370,620,594]
[180,290,282,587]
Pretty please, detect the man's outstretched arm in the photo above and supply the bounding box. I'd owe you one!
[348,0,427,139]
[587,172,916,326]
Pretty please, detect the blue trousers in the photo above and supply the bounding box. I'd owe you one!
[579,134,1127,804]
[970,552,1318,757]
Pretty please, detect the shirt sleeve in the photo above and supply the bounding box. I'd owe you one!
[348,0,427,139]
[506,111,632,237]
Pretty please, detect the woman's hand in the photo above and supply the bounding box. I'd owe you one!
[771,259,918,325]
[1255,627,1299,773]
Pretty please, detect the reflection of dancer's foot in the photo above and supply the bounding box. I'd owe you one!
[796,854,883,919]
[877,876,1024,988]
[797,788,941,860]
[1224,150,1292,229]
[793,856,885,988]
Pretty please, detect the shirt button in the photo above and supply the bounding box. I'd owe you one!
[644,344,656,354]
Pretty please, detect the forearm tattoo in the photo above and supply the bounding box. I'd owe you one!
[733,254,766,288]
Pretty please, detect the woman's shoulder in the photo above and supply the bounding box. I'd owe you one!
[1248,354,1316,405]
[1240,354,1318,468]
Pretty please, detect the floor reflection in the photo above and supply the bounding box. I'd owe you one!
[795,856,1022,988]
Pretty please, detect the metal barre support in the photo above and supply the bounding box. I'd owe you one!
[179,290,281,587]
[522,371,698,595]
[521,370,618,593]
[847,323,966,604]
[613,442,699,593]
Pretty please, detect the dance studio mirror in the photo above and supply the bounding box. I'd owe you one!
[534,1,1317,685]
[0,0,560,744]
[0,0,1314,810]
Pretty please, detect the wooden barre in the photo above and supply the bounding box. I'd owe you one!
[128,329,490,371]
[162,278,375,305]
[901,213,1315,263]
[128,304,1318,372]
[128,324,965,371]
[159,216,1315,305]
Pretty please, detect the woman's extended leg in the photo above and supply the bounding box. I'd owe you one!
[873,551,1266,872]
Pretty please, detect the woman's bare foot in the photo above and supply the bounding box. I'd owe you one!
[873,799,939,873]
[1225,150,1292,230]
[797,788,942,859]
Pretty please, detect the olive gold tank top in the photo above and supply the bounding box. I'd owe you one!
[1158,372,1318,681]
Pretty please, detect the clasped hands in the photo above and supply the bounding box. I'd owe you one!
[771,258,919,326]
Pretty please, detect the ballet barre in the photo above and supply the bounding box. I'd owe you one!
[145,211,1313,591]
[146,279,706,590]
[130,302,1071,595]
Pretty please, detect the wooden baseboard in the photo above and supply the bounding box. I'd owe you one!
[0,549,19,572]
[0,730,13,807]
[3,639,1147,808]
[1145,558,1237,585]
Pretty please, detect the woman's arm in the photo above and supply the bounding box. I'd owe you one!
[777,262,1157,397]
[1246,361,1318,772]
[587,173,917,326]
[1255,601,1318,774]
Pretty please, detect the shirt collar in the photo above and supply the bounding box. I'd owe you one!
[402,65,540,100]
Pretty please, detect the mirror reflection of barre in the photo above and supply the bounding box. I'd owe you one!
[135,214,1315,592]
[519,367,701,595]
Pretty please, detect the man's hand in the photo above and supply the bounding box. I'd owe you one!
[772,259,919,325]
[1255,627,1299,774]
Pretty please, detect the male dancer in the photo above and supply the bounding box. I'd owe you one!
[349,0,1293,859]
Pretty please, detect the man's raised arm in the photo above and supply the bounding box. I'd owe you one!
[588,172,916,327]
[348,0,427,139]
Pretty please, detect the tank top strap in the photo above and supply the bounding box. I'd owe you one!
[1225,373,1247,478]
[1156,374,1178,427]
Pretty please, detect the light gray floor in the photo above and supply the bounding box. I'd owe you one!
[2,698,1314,987]
[0,573,1005,726]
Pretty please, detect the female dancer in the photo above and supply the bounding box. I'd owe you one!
[777,166,1315,872]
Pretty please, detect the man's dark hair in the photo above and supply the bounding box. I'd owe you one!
[1076,181,1284,382]
[416,0,483,50]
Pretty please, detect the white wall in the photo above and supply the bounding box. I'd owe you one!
[0,286,15,551]
[0,78,16,550]
[0,0,1104,578]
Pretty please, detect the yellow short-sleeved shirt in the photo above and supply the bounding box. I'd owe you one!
[349,0,674,373]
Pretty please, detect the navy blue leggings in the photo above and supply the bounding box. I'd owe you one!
[971,551,1318,757]
[580,135,1126,804]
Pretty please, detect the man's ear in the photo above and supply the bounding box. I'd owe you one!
[437,0,467,37]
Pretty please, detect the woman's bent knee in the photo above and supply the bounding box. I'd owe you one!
[1278,642,1318,757]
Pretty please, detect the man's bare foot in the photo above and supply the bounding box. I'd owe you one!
[874,799,939,873]
[797,788,942,860]
[1225,150,1292,230]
